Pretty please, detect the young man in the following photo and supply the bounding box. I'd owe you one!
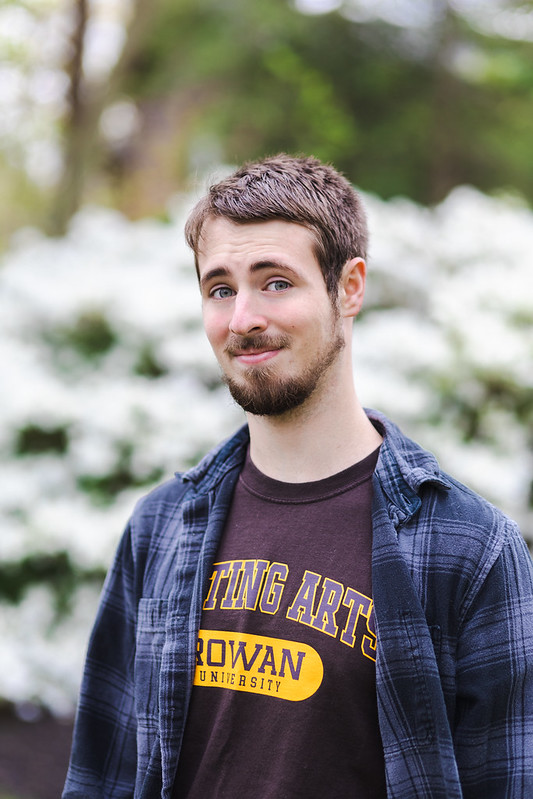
[63,155,533,798]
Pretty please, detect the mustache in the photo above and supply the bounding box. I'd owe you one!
[224,333,291,356]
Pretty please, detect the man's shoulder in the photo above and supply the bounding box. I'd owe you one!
[370,407,518,538]
[371,411,530,616]
[133,474,191,516]
[422,469,520,575]
[434,466,513,523]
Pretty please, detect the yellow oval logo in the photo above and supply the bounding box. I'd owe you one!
[194,630,323,701]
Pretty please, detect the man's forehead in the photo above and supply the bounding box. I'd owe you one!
[197,216,316,259]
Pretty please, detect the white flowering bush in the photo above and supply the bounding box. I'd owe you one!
[358,188,533,539]
[0,198,243,715]
[1,186,531,715]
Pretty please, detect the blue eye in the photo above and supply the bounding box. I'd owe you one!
[211,286,235,299]
[267,280,290,292]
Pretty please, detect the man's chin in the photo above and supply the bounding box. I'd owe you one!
[220,329,344,416]
[222,373,314,417]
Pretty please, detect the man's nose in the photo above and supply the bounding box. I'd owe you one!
[229,292,267,337]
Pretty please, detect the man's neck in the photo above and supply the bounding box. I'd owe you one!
[246,383,382,483]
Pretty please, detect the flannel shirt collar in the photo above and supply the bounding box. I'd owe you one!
[179,410,451,518]
[179,424,250,492]
[368,409,451,526]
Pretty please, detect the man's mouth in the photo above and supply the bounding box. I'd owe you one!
[225,334,290,365]
[233,349,280,365]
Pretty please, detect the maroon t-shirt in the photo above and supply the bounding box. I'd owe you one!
[173,447,386,798]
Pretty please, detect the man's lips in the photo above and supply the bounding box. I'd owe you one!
[225,334,290,365]
[232,348,281,365]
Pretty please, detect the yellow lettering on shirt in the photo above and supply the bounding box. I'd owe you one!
[194,630,323,701]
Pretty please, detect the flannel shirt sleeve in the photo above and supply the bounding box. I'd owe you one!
[63,521,139,798]
[453,520,533,797]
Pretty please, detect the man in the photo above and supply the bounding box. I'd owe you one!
[63,154,533,798]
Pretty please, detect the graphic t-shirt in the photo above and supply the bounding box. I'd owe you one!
[173,447,386,798]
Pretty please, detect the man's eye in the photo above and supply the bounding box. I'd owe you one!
[266,279,290,292]
[211,286,235,299]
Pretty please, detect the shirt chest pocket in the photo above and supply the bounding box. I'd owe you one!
[378,611,446,755]
[135,598,168,731]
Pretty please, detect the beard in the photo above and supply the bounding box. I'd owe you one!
[221,328,345,416]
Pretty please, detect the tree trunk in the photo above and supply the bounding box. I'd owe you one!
[426,0,461,204]
[47,0,157,236]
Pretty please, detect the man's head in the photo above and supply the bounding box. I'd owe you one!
[185,153,368,299]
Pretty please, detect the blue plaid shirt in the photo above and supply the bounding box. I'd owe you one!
[63,411,533,798]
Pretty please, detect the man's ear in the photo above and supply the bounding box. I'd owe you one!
[339,257,366,319]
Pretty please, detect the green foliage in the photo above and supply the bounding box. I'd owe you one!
[134,344,169,378]
[432,370,533,445]
[3,0,533,233]
[15,425,69,456]
[77,441,164,506]
[0,552,104,617]
[113,0,533,208]
[0,158,49,249]
[54,312,117,359]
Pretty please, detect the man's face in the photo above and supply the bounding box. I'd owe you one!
[198,217,347,416]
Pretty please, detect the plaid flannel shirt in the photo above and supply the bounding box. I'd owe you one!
[63,411,533,798]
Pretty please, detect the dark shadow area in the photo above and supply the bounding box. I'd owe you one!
[0,707,73,799]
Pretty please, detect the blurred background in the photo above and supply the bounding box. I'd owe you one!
[1,0,532,796]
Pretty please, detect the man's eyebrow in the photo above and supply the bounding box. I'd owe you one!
[200,260,299,291]
[200,266,229,291]
[250,260,299,279]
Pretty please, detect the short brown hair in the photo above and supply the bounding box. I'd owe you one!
[185,153,368,297]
